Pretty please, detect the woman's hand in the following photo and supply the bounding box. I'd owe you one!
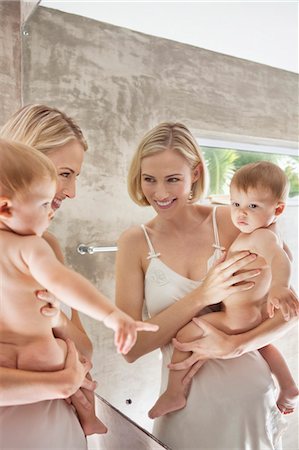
[63,339,95,397]
[66,373,97,409]
[36,289,61,317]
[37,290,93,359]
[169,318,239,385]
[199,251,260,306]
[169,317,238,372]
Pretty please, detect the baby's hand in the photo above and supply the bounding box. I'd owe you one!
[103,310,159,354]
[267,286,299,321]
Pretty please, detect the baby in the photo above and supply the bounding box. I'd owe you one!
[149,161,298,419]
[0,138,158,435]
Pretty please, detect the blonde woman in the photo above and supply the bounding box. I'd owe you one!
[0,104,94,449]
[148,161,298,419]
[116,122,297,450]
[0,136,158,442]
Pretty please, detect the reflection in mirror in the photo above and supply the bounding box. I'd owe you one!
[88,394,170,450]
[19,3,298,449]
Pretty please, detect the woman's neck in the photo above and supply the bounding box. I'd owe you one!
[154,204,208,234]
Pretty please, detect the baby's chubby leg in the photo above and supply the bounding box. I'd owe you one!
[18,337,107,435]
[148,320,206,419]
[259,345,299,415]
[70,375,108,435]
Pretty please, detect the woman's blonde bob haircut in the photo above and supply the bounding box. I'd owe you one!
[0,138,57,199]
[0,104,88,154]
[128,122,207,206]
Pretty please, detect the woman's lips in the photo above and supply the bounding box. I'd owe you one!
[155,199,176,209]
[51,197,62,211]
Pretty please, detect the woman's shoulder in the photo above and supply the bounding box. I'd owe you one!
[42,231,64,263]
[117,225,150,268]
[194,203,239,246]
[194,203,230,221]
[214,204,231,220]
[214,205,240,246]
[117,224,147,249]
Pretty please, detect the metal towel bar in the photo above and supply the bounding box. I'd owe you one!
[77,244,117,255]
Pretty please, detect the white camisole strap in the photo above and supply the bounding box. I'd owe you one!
[212,206,225,252]
[140,224,161,260]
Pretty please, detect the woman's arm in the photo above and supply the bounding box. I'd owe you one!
[115,227,261,362]
[0,340,94,406]
[52,311,93,359]
[42,231,93,358]
[170,312,298,370]
[231,312,298,355]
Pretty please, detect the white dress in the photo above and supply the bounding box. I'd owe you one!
[0,307,87,449]
[0,400,86,449]
[141,208,287,450]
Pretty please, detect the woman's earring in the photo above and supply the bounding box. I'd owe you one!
[188,190,193,201]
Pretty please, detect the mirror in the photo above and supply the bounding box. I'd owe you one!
[22,1,163,435]
[20,3,298,449]
[88,394,169,449]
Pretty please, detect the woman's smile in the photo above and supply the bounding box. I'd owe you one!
[51,196,63,211]
[155,198,177,209]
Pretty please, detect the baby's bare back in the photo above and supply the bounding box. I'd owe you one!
[0,231,66,371]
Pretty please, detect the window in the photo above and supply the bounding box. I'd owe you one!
[199,138,298,201]
[198,138,299,289]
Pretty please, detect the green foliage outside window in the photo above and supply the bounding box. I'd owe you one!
[202,146,299,198]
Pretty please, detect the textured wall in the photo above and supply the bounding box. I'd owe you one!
[21,0,39,25]
[20,5,298,443]
[0,1,22,123]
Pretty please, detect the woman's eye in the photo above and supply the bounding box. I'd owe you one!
[249,204,257,209]
[143,177,155,183]
[42,202,50,208]
[231,202,239,207]
[167,177,179,183]
[60,172,70,178]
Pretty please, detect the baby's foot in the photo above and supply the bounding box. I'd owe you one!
[277,385,299,415]
[148,391,187,419]
[82,416,108,436]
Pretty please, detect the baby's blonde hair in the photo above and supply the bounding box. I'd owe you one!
[128,122,207,206]
[0,138,57,199]
[0,104,88,153]
[231,161,289,202]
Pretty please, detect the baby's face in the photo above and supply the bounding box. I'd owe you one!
[10,179,56,237]
[230,185,280,233]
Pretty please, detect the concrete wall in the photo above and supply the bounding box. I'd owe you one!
[1,4,298,446]
[21,0,39,25]
[0,1,22,122]
[0,0,39,123]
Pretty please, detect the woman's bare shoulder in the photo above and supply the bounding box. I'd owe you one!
[42,231,64,263]
[117,225,149,272]
[117,225,146,249]
[215,205,239,246]
[215,204,231,220]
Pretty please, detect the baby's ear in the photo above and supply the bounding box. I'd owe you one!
[275,202,285,217]
[0,196,12,218]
